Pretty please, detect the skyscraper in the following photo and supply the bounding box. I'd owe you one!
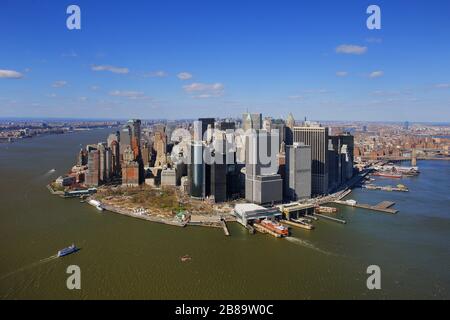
[263,117,272,131]
[119,120,144,185]
[141,141,151,167]
[286,113,295,129]
[153,131,167,167]
[285,143,312,201]
[105,147,113,181]
[216,121,235,131]
[328,133,354,191]
[210,151,227,203]
[85,149,100,186]
[271,119,286,152]
[128,119,142,159]
[285,113,295,146]
[242,113,262,132]
[245,130,283,204]
[293,125,329,195]
[78,148,87,166]
[188,141,205,199]
[198,118,215,141]
[121,145,140,187]
[403,121,410,130]
[119,125,132,158]
[97,143,107,183]
[107,132,120,177]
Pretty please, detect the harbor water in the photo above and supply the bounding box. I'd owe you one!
[0,129,449,299]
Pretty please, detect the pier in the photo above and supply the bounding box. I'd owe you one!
[305,214,318,221]
[334,200,398,214]
[315,206,338,214]
[362,184,409,192]
[314,213,347,224]
[280,219,314,230]
[245,224,256,234]
[220,218,230,236]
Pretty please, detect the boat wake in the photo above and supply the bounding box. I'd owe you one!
[285,237,334,256]
[44,169,56,176]
[0,255,58,281]
[33,169,57,183]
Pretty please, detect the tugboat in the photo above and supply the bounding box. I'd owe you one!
[57,244,79,257]
[180,255,192,262]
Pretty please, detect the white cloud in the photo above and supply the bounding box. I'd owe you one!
[369,71,384,78]
[435,83,450,89]
[109,90,150,100]
[177,72,193,80]
[0,69,24,79]
[183,82,224,98]
[47,93,57,98]
[336,44,368,55]
[145,70,168,78]
[193,94,215,99]
[92,65,129,74]
[79,97,88,102]
[336,71,348,77]
[52,80,68,88]
[90,85,100,91]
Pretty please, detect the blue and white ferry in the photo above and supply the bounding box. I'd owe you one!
[57,244,79,257]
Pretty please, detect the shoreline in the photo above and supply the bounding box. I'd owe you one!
[45,169,392,234]
[99,203,188,227]
[47,183,234,230]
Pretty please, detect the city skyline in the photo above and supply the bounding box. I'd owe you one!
[1,0,450,121]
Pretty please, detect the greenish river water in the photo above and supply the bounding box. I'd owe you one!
[0,128,449,299]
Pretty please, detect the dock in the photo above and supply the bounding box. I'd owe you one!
[220,219,230,236]
[305,214,318,221]
[245,224,255,234]
[373,201,397,210]
[314,213,347,224]
[334,200,398,214]
[363,184,409,192]
[315,206,338,214]
[280,219,314,230]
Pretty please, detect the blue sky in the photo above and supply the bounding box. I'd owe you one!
[1,0,449,121]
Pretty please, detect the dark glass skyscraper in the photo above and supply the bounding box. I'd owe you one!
[189,141,205,199]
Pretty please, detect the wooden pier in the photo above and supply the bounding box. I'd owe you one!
[334,200,398,214]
